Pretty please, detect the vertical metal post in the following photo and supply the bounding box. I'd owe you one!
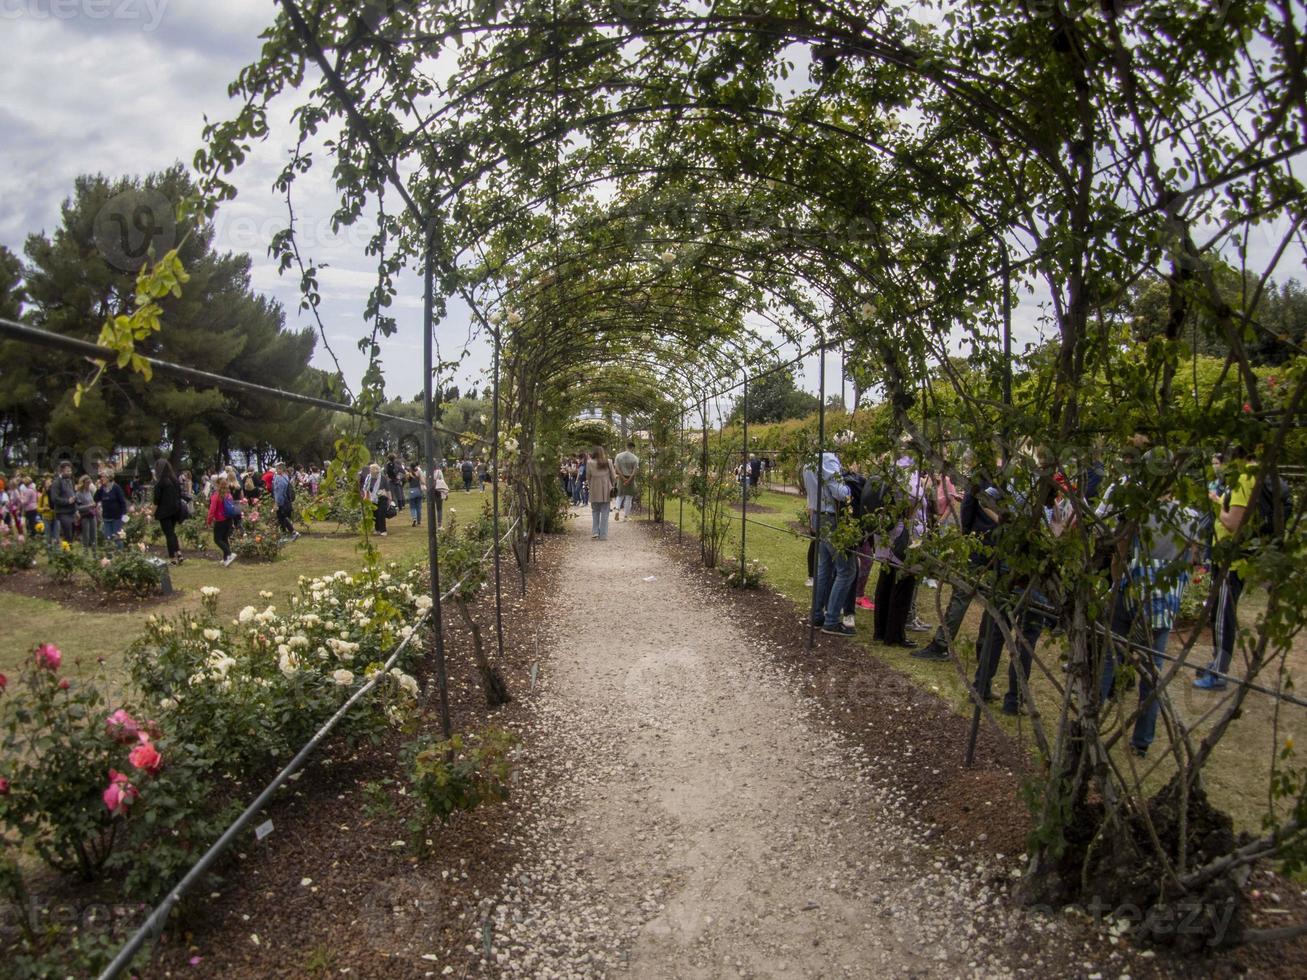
[739,374,748,582]
[700,393,708,566]
[678,405,685,544]
[810,344,826,650]
[422,240,452,739]
[491,330,505,663]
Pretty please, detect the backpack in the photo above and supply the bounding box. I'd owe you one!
[860,474,895,518]
[1256,476,1294,538]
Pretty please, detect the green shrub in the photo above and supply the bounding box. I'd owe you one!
[720,557,767,589]
[404,727,517,842]
[0,645,153,882]
[89,550,164,598]
[45,543,89,583]
[0,536,40,573]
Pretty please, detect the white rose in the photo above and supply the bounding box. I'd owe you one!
[237,606,256,624]
[200,586,220,598]
[331,669,355,686]
[204,629,221,642]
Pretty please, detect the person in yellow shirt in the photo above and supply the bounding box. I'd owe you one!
[1195,450,1257,690]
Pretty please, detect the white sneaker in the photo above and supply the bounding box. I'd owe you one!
[908,618,931,632]
[222,554,237,567]
[805,577,814,588]
[841,614,856,629]
[923,578,938,589]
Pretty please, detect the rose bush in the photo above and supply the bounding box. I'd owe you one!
[0,535,40,573]
[0,648,161,882]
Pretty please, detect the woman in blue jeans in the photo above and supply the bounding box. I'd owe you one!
[586,448,615,540]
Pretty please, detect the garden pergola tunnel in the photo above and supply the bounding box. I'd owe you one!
[14,0,1297,969]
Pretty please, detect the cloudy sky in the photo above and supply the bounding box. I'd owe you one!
[0,0,493,405]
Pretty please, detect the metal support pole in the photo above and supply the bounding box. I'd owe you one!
[491,331,505,663]
[422,242,452,739]
[810,344,826,650]
[966,241,1013,769]
[678,406,685,544]
[739,374,748,582]
[700,393,708,566]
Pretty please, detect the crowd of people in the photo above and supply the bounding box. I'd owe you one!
[800,434,1282,758]
[559,442,641,541]
[0,452,500,566]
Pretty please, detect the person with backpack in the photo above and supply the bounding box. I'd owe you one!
[1194,445,1290,690]
[207,475,239,566]
[273,462,299,539]
[153,459,185,565]
[803,450,855,636]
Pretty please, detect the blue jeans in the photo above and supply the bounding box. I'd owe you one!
[811,537,856,628]
[102,517,124,548]
[591,501,611,539]
[1099,589,1171,752]
[409,495,422,522]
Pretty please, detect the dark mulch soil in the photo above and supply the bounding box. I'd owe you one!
[646,519,1307,979]
[0,566,179,613]
[137,541,563,978]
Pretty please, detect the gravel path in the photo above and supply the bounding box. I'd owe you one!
[481,514,1043,978]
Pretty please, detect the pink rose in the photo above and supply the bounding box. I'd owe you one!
[106,709,140,744]
[58,679,69,690]
[35,644,62,671]
[129,739,162,775]
[0,777,9,795]
[100,557,111,567]
[1243,402,1253,413]
[103,770,139,815]
[0,672,7,693]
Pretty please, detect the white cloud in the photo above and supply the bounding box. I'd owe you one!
[0,0,488,402]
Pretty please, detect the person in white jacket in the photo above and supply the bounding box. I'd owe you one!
[430,466,450,528]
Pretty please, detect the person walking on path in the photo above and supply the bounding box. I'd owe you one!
[95,471,128,548]
[406,464,426,526]
[430,465,450,527]
[803,450,855,636]
[613,441,640,521]
[50,460,77,547]
[461,458,475,492]
[207,475,238,567]
[362,463,390,536]
[152,459,185,565]
[572,453,589,506]
[273,463,299,539]
[587,447,617,540]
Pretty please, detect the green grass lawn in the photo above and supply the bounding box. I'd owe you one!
[653,487,1302,841]
[0,502,494,683]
